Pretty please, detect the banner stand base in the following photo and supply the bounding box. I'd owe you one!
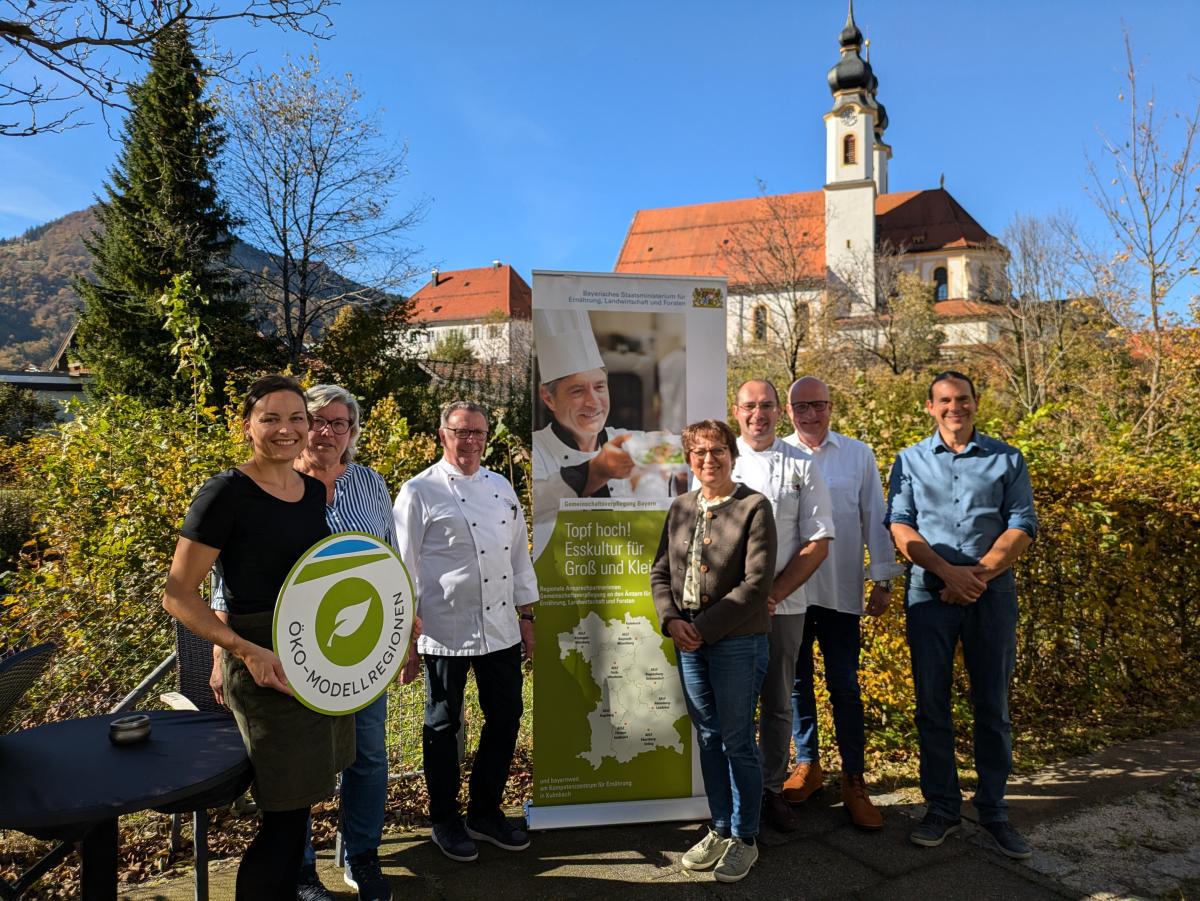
[525,796,710,831]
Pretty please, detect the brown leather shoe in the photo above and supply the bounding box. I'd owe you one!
[841,772,883,830]
[762,789,800,832]
[781,760,824,803]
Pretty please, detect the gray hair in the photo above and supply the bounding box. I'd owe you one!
[306,383,362,464]
[440,400,490,430]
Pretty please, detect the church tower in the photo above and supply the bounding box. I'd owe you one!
[823,2,887,315]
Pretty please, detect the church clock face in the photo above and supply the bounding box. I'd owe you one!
[840,108,858,127]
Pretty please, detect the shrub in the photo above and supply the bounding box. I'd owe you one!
[1,396,245,723]
[0,488,34,568]
[0,384,58,441]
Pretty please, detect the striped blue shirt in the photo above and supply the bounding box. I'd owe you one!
[324,463,398,552]
[211,462,396,611]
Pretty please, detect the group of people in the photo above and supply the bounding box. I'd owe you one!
[160,363,1037,897]
[649,371,1037,883]
[163,377,537,901]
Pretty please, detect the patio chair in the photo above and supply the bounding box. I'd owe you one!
[0,642,55,729]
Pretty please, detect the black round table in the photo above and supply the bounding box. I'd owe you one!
[0,710,251,900]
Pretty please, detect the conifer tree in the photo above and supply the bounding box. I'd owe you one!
[76,22,264,403]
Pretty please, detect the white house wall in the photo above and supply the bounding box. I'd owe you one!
[415,318,531,364]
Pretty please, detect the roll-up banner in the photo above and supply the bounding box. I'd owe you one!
[528,270,727,829]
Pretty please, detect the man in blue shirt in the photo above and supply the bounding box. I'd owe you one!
[885,371,1037,860]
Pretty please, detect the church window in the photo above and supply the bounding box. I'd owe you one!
[933,267,948,301]
[752,305,769,342]
[843,134,857,165]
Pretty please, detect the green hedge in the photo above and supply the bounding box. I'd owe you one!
[3,386,1198,775]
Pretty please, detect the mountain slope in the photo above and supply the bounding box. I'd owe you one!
[0,209,96,368]
[0,208,400,370]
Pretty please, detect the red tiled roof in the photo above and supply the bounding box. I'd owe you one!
[876,189,995,252]
[614,188,996,289]
[409,264,531,323]
[614,192,826,285]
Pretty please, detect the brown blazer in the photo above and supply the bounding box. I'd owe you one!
[650,483,778,645]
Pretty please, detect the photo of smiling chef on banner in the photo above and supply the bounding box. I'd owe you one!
[531,308,688,560]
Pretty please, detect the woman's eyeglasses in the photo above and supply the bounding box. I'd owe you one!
[312,417,352,435]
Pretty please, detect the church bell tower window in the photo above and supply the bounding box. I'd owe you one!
[843,134,857,165]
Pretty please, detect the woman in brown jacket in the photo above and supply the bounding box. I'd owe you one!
[651,418,777,883]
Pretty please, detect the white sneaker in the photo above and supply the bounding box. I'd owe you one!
[714,838,758,883]
[681,828,731,871]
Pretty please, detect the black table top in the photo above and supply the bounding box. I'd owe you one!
[0,710,251,831]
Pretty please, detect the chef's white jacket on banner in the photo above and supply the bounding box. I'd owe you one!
[531,423,633,560]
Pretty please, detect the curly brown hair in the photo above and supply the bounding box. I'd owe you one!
[681,419,739,464]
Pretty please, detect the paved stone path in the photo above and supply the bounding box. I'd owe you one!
[122,724,1200,900]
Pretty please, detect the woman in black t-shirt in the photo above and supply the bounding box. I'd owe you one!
[163,374,352,901]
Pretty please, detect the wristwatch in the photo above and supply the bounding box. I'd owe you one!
[875,580,892,592]
[519,613,535,623]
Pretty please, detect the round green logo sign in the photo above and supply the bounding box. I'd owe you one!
[274,532,415,715]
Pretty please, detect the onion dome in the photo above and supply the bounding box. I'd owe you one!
[875,101,889,134]
[839,1,862,47]
[827,1,873,94]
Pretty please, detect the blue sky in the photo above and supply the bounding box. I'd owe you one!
[3,0,1199,304]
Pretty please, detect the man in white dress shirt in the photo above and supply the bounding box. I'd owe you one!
[781,377,903,829]
[393,401,538,863]
[730,379,835,833]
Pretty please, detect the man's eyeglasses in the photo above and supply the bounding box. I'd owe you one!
[312,416,352,435]
[736,402,778,412]
[689,446,730,460]
[790,401,831,413]
[447,428,488,441]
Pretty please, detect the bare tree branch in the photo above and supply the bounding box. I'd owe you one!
[0,0,335,136]
[221,52,427,366]
[833,241,946,374]
[718,182,827,382]
[966,213,1102,415]
[1083,29,1200,444]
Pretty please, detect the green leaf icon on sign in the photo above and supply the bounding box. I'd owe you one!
[328,597,373,649]
[315,576,384,667]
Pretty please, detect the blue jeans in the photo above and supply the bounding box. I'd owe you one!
[677,632,769,840]
[303,691,389,865]
[905,588,1018,824]
[791,606,866,773]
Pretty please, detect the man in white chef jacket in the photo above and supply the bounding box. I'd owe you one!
[781,376,904,829]
[730,378,835,834]
[393,400,538,863]
[531,308,635,560]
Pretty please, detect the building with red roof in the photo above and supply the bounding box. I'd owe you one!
[407,261,532,363]
[614,5,1007,355]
